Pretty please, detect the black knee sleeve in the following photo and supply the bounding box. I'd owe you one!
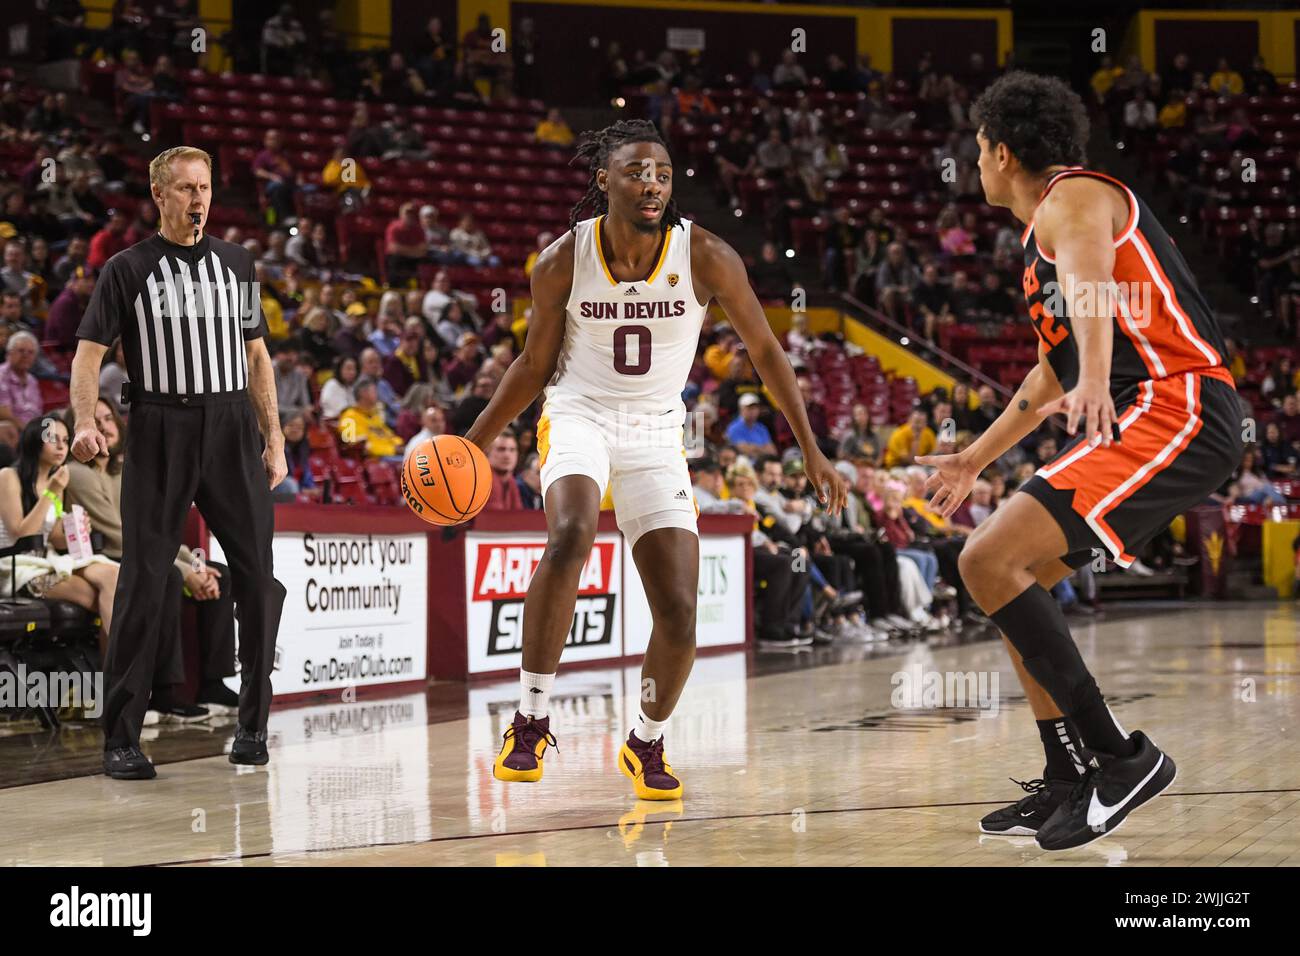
[990,584,1099,714]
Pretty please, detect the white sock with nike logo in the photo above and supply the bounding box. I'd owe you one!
[519,670,555,719]
[632,713,668,744]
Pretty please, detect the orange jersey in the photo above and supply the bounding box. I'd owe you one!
[1020,168,1235,399]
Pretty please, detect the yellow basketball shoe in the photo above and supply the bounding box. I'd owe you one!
[618,731,683,800]
[618,799,684,849]
[493,711,557,783]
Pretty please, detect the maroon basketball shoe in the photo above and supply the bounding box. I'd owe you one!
[493,711,557,783]
[618,731,683,800]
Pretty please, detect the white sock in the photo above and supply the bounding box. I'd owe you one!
[519,670,555,719]
[632,712,668,744]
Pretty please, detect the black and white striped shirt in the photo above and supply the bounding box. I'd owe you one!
[77,233,266,395]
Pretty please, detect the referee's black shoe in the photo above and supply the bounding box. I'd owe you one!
[229,727,269,766]
[1036,731,1176,851]
[978,777,1074,836]
[103,745,157,780]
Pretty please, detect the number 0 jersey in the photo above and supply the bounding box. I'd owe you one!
[1021,168,1235,400]
[546,215,706,417]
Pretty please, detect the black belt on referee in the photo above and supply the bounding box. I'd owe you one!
[122,381,249,406]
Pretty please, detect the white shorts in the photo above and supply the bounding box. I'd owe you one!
[537,396,698,548]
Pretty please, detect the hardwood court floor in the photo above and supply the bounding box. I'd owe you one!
[0,602,1295,867]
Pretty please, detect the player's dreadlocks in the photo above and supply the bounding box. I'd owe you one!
[567,119,683,233]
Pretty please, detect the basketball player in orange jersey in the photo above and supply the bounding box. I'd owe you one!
[918,73,1244,850]
[464,120,847,800]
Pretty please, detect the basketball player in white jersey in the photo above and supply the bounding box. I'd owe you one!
[465,120,846,800]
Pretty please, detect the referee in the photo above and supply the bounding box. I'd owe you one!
[70,146,288,779]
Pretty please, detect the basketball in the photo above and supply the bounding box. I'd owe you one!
[401,435,492,526]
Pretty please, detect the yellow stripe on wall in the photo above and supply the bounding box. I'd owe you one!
[199,0,232,72]
[1135,9,1298,79]
[83,0,113,30]
[1261,519,1300,599]
[455,1,1012,73]
[338,0,392,50]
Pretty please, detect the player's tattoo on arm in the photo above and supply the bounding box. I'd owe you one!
[1019,400,1029,412]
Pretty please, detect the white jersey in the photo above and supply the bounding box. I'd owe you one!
[546,216,706,417]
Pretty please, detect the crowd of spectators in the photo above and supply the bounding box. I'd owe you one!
[650,45,1031,351]
[1090,52,1300,340]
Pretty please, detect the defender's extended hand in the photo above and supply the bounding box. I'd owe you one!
[915,451,980,519]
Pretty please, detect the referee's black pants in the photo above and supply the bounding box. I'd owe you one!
[102,391,286,750]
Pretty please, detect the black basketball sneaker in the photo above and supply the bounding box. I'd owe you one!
[1036,731,1177,851]
[979,777,1075,836]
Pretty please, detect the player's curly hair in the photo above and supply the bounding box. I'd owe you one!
[971,71,1090,174]
[567,119,683,233]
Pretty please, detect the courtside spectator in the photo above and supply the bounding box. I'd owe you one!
[418,205,456,264]
[516,453,542,509]
[405,405,448,457]
[485,430,523,510]
[274,342,312,420]
[383,319,428,396]
[450,372,494,434]
[385,202,427,285]
[252,129,299,226]
[524,231,554,277]
[885,408,936,468]
[45,265,95,349]
[88,210,130,269]
[449,214,500,267]
[726,393,777,458]
[339,377,404,459]
[534,108,574,147]
[875,242,918,324]
[321,143,371,212]
[319,355,359,420]
[0,331,44,434]
[279,410,315,497]
[445,333,484,393]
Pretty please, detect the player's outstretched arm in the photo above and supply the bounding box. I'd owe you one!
[919,349,1063,518]
[691,226,847,514]
[464,233,574,453]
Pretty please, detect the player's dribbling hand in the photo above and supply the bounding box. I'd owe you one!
[803,451,848,516]
[915,451,979,518]
[71,427,108,463]
[1038,378,1118,448]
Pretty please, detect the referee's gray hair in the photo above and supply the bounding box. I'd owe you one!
[6,330,38,353]
[150,146,213,190]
